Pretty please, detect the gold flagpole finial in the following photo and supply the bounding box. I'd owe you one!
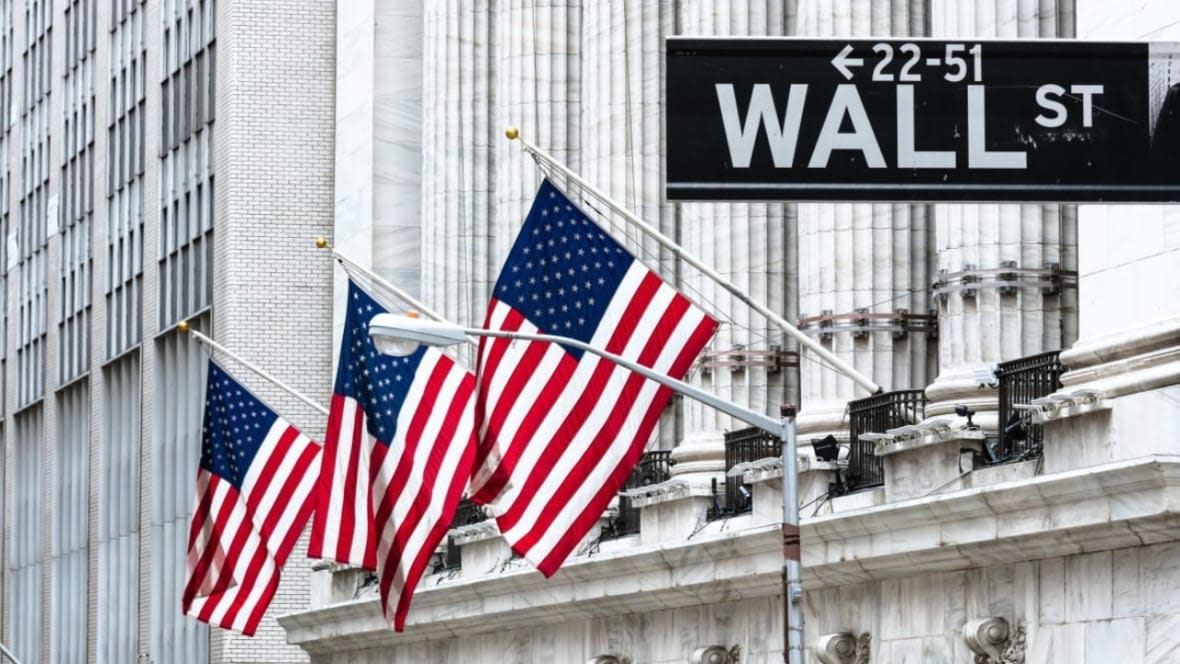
[178,320,190,333]
[315,237,329,249]
[505,126,519,140]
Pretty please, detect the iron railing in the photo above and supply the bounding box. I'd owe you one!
[452,497,487,528]
[439,497,489,571]
[708,426,780,520]
[602,450,674,540]
[996,350,1063,462]
[846,389,927,493]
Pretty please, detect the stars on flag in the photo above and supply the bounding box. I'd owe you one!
[335,284,424,444]
[492,186,634,353]
[201,364,281,489]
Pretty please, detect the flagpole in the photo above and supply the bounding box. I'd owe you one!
[179,321,330,416]
[506,127,882,396]
[0,641,23,664]
[316,238,450,324]
[316,239,481,353]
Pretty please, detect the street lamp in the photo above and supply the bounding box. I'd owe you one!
[369,313,805,664]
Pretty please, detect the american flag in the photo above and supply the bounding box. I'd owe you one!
[308,281,476,630]
[183,360,321,636]
[471,179,718,576]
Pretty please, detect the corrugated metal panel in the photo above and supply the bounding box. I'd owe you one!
[98,352,140,663]
[51,383,89,662]
[58,0,95,384]
[106,0,144,358]
[16,0,51,407]
[157,0,214,329]
[150,327,207,663]
[8,407,43,662]
[0,0,12,417]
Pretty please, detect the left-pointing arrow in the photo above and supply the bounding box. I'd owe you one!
[831,44,863,81]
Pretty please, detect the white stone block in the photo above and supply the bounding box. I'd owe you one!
[921,635,954,663]
[1086,617,1146,663]
[1066,551,1114,622]
[830,488,884,512]
[886,637,923,664]
[1146,613,1180,664]
[1039,558,1067,624]
[1141,542,1180,614]
[1027,623,1085,664]
[1112,548,1145,618]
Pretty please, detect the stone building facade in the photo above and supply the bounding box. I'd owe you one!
[0,1,334,663]
[280,0,1180,663]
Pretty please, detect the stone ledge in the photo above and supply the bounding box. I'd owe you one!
[1060,314,1180,370]
[279,521,782,654]
[742,456,838,484]
[1024,348,1180,423]
[1021,316,1180,423]
[803,455,1180,588]
[868,416,986,456]
[450,519,498,546]
[621,478,713,508]
[283,457,1180,655]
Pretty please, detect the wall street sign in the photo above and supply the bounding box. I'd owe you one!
[665,38,1180,202]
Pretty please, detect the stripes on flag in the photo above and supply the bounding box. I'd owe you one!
[183,360,321,636]
[472,179,718,576]
[308,281,477,631]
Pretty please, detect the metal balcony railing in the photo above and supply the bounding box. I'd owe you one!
[846,389,927,493]
[708,426,780,520]
[996,350,1064,462]
[602,450,674,540]
[439,497,490,571]
[452,497,487,528]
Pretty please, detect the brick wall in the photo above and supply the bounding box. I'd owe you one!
[212,0,335,661]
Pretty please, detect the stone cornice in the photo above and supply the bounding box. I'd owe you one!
[1060,315,1180,370]
[802,455,1180,587]
[280,457,1180,655]
[279,522,783,654]
[1022,338,1180,423]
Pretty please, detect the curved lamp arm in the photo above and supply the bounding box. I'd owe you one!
[368,314,783,436]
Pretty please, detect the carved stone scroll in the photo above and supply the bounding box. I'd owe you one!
[690,645,741,664]
[816,632,871,664]
[963,617,1025,664]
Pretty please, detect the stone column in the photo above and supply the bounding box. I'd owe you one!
[491,0,582,262]
[421,0,581,366]
[422,0,495,337]
[579,1,689,449]
[671,0,797,484]
[925,0,1079,429]
[792,0,936,448]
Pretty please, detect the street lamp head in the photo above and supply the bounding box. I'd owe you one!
[369,313,467,357]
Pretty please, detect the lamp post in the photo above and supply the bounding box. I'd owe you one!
[369,314,805,664]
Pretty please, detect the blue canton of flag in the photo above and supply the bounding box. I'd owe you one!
[334,286,425,442]
[493,188,633,356]
[201,364,280,486]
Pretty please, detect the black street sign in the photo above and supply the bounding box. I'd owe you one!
[665,37,1180,202]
